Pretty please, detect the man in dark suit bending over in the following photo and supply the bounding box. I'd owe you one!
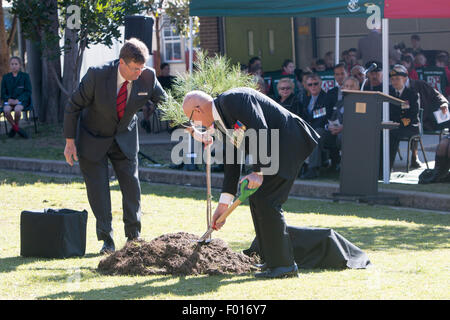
[63,38,167,254]
[182,88,319,278]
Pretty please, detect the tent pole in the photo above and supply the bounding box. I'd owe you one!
[189,16,193,75]
[335,17,340,65]
[382,18,390,184]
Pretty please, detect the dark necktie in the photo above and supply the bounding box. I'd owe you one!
[116,80,128,120]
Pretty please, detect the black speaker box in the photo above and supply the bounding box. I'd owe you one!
[124,15,154,53]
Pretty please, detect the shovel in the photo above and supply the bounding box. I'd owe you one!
[197,179,259,244]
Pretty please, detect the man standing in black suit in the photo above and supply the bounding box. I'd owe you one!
[63,38,167,254]
[182,88,319,278]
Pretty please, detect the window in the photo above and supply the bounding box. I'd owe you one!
[162,19,182,62]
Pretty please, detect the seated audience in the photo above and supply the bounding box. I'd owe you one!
[407,72,449,132]
[350,65,365,89]
[1,56,31,139]
[298,73,328,179]
[386,65,420,171]
[345,48,359,74]
[400,55,419,80]
[276,78,301,116]
[410,34,423,56]
[324,63,348,118]
[363,61,383,92]
[315,59,327,72]
[419,134,450,184]
[414,52,427,69]
[298,71,312,103]
[281,59,295,75]
[435,53,450,98]
[157,63,176,91]
[323,76,361,170]
[324,51,335,71]
[249,64,267,94]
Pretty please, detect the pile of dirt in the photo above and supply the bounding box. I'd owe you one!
[98,232,260,276]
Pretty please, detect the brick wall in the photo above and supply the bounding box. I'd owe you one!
[199,17,220,56]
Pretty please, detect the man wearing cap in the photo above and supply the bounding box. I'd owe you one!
[363,61,383,92]
[387,65,420,170]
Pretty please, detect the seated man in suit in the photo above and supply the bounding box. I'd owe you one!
[63,38,167,254]
[324,63,348,119]
[387,65,420,171]
[1,56,32,139]
[323,76,361,171]
[299,73,328,179]
[182,88,319,279]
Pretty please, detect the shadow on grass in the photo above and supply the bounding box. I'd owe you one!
[331,225,450,251]
[0,253,100,274]
[37,274,261,300]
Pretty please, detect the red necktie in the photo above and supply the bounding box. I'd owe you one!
[116,80,128,120]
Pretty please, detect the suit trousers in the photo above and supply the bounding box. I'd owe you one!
[308,127,326,169]
[79,139,141,242]
[248,174,296,268]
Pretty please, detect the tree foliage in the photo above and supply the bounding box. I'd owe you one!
[159,51,258,127]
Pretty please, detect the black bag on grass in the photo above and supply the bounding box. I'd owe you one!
[243,226,371,269]
[20,208,88,258]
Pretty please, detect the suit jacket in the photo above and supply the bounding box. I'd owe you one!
[299,90,328,130]
[389,86,420,129]
[213,87,320,195]
[1,72,32,107]
[276,93,302,116]
[408,79,449,130]
[64,60,167,161]
[323,86,342,120]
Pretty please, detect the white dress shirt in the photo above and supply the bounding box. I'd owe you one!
[117,68,133,103]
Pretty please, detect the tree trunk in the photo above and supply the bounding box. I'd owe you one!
[41,0,61,124]
[59,27,79,122]
[0,3,10,77]
[154,16,161,75]
[25,40,42,120]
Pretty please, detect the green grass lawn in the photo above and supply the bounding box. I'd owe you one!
[0,169,449,300]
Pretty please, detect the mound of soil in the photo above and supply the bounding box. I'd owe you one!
[98,232,260,276]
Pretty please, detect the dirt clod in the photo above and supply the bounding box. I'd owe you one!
[98,232,260,276]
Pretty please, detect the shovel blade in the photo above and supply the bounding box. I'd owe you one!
[197,227,214,244]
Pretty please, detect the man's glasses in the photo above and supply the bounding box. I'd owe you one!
[307,82,320,87]
[125,62,145,73]
[279,87,292,91]
[184,108,206,132]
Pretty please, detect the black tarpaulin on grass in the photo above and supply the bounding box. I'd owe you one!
[243,226,371,269]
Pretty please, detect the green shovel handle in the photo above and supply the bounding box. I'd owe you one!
[238,179,259,202]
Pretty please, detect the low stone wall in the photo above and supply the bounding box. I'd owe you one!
[0,156,449,212]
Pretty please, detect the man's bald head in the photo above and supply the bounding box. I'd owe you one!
[182,90,214,127]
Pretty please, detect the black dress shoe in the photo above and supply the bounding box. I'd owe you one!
[410,159,422,169]
[254,264,299,279]
[300,168,319,180]
[100,240,115,254]
[17,128,28,139]
[8,129,16,138]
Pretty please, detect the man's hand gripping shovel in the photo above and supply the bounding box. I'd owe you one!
[197,179,259,244]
